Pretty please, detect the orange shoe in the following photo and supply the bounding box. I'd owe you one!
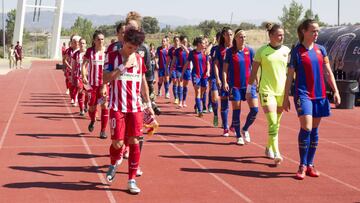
[295,165,307,180]
[306,165,320,177]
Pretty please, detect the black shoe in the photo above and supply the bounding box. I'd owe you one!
[88,121,95,132]
[99,131,107,139]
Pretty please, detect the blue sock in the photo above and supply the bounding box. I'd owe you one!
[183,87,188,101]
[307,128,319,166]
[212,101,218,116]
[195,98,202,112]
[178,86,183,102]
[158,83,162,94]
[173,85,178,99]
[232,109,241,138]
[208,91,212,108]
[202,92,207,110]
[298,128,311,166]
[164,81,170,95]
[242,107,258,131]
[220,99,229,129]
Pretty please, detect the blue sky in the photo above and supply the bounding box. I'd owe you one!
[4,0,360,25]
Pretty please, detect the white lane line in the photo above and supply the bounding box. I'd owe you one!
[51,70,116,203]
[0,69,32,150]
[159,135,253,203]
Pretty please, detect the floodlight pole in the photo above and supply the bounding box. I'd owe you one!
[337,0,340,26]
[2,0,5,58]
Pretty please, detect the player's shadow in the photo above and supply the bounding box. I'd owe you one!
[18,152,108,160]
[181,167,294,179]
[21,104,68,108]
[148,139,231,146]
[161,124,212,129]
[3,181,125,192]
[161,155,274,167]
[155,132,219,138]
[24,112,78,116]
[162,110,194,116]
[21,101,65,104]
[16,133,93,139]
[34,115,85,121]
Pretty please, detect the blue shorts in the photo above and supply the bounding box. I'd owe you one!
[171,70,177,79]
[220,88,229,97]
[294,97,330,118]
[210,78,218,91]
[158,68,166,78]
[229,86,257,101]
[183,69,191,81]
[192,76,208,87]
[165,66,170,76]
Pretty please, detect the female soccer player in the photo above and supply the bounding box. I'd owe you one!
[166,36,181,101]
[247,23,290,165]
[155,37,169,97]
[72,38,87,116]
[103,27,153,194]
[182,37,210,117]
[283,19,341,179]
[214,27,233,136]
[209,32,221,126]
[81,30,108,139]
[223,29,258,145]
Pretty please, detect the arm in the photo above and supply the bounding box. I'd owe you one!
[324,62,341,105]
[81,59,89,84]
[282,68,295,112]
[222,62,229,91]
[181,61,190,80]
[214,60,221,88]
[141,74,155,115]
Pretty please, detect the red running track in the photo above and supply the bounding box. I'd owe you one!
[0,61,359,202]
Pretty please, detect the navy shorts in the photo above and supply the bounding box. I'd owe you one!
[210,78,218,91]
[192,76,208,87]
[294,97,330,118]
[229,86,257,101]
[183,69,191,81]
[158,68,166,77]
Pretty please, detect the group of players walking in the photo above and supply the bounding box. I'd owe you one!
[61,11,341,194]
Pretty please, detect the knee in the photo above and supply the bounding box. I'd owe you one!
[89,105,96,112]
[112,140,123,149]
[128,136,140,144]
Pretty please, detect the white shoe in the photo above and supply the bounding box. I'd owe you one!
[236,137,245,145]
[265,147,275,159]
[242,130,251,143]
[70,99,75,104]
[66,89,70,95]
[136,167,143,177]
[127,179,141,194]
[223,129,229,137]
[165,92,170,99]
[106,158,123,183]
[274,153,283,165]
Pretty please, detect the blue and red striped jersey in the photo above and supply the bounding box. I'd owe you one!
[215,45,228,81]
[225,47,254,89]
[209,45,218,79]
[174,47,189,70]
[188,50,209,79]
[289,43,328,99]
[156,46,168,69]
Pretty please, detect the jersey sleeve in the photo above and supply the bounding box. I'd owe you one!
[253,46,263,63]
[249,47,255,64]
[187,51,193,62]
[289,46,298,69]
[319,45,329,65]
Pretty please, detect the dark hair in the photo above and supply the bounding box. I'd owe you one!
[297,19,317,43]
[173,36,180,42]
[192,36,204,47]
[216,32,221,40]
[179,35,187,42]
[265,23,282,36]
[123,26,145,46]
[232,28,244,53]
[92,30,104,47]
[219,26,232,47]
[116,22,125,33]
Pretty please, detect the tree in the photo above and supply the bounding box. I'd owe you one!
[70,17,95,44]
[303,9,327,27]
[239,22,257,30]
[198,20,222,36]
[142,16,160,34]
[279,0,303,46]
[161,25,171,33]
[6,9,16,45]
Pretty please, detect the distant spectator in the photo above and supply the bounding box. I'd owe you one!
[8,44,16,69]
[14,41,23,69]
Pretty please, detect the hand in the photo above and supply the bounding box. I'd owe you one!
[333,91,341,106]
[206,71,210,77]
[216,79,222,89]
[223,82,229,92]
[100,86,107,97]
[82,77,88,85]
[282,97,291,112]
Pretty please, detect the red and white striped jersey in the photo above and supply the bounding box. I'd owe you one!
[72,50,86,79]
[84,47,105,87]
[107,51,146,113]
[64,47,75,68]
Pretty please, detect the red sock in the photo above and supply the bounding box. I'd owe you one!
[88,109,96,122]
[101,109,109,132]
[65,78,70,89]
[84,93,89,108]
[78,91,84,111]
[71,86,77,100]
[128,144,140,180]
[110,144,122,165]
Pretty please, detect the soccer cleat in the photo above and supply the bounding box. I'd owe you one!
[128,179,141,194]
[178,103,183,108]
[242,130,251,143]
[202,108,208,113]
[174,98,179,104]
[70,99,75,104]
[182,102,187,107]
[213,116,218,127]
[295,165,307,180]
[106,159,123,183]
[208,105,213,113]
[165,92,170,99]
[223,129,229,137]
[197,112,203,118]
[88,121,95,132]
[84,107,88,113]
[65,89,70,95]
[306,165,320,177]
[79,110,85,116]
[99,131,107,139]
[274,153,283,165]
[265,147,275,159]
[157,91,162,97]
[136,167,143,177]
[229,125,237,137]
[236,137,245,145]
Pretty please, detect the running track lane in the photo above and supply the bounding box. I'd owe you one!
[0,61,359,202]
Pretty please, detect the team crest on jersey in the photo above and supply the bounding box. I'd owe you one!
[138,51,145,58]
[316,50,322,54]
[244,51,249,55]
